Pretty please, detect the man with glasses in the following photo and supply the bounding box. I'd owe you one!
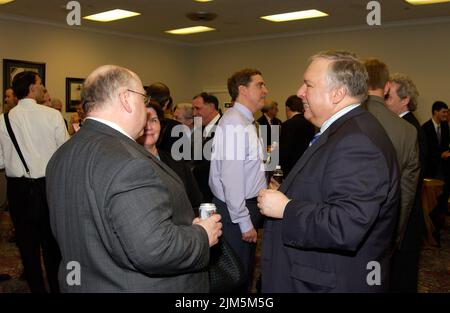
[46,65,222,292]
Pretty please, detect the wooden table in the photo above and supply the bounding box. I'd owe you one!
[421,178,445,246]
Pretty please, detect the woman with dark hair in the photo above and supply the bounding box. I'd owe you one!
[137,101,203,214]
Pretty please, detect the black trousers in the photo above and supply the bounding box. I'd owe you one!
[6,177,61,293]
[213,197,263,292]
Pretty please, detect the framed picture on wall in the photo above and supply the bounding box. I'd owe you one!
[65,77,84,113]
[3,58,46,95]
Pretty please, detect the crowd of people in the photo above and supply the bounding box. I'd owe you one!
[0,49,448,293]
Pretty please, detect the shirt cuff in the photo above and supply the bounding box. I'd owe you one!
[238,217,254,234]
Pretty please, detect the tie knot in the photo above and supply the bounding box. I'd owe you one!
[309,132,321,146]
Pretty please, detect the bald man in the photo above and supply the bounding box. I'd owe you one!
[46,65,222,292]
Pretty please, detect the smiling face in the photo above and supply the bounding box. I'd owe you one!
[136,107,161,149]
[297,58,336,128]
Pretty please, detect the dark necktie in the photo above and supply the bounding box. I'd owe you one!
[253,120,260,138]
[437,124,441,145]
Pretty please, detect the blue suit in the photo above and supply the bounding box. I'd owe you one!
[262,106,400,292]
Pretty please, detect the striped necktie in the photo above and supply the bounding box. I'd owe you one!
[437,124,441,145]
[309,132,321,146]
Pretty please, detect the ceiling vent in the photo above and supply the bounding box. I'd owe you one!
[186,11,217,22]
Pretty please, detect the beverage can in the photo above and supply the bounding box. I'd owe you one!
[199,203,217,220]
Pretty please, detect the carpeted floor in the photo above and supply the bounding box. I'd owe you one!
[1,210,449,293]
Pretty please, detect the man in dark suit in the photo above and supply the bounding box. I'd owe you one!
[191,92,221,202]
[279,95,315,176]
[257,100,282,153]
[421,101,450,178]
[364,61,421,293]
[421,100,450,244]
[46,65,222,292]
[257,51,400,292]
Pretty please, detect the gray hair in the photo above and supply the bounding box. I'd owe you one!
[389,73,419,112]
[262,100,278,113]
[81,65,135,114]
[311,50,368,102]
[174,102,193,119]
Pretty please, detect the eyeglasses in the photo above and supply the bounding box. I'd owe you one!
[127,89,151,106]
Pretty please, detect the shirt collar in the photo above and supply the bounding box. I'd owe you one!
[320,103,360,134]
[233,102,254,123]
[432,118,440,129]
[86,117,135,141]
[399,110,410,118]
[17,98,38,107]
[204,113,221,137]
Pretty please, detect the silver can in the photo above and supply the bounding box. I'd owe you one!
[199,203,217,220]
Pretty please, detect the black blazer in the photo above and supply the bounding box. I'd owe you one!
[157,118,183,153]
[421,119,449,178]
[262,106,400,292]
[159,149,203,215]
[191,115,222,202]
[279,113,315,176]
[257,114,282,150]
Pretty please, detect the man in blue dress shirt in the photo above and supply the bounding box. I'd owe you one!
[209,68,268,292]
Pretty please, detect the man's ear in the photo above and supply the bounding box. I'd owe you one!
[331,86,347,104]
[383,82,390,96]
[401,96,410,108]
[238,85,247,98]
[118,89,132,113]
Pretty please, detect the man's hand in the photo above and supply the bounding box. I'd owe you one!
[241,228,257,243]
[257,189,290,219]
[193,214,222,247]
[441,151,450,159]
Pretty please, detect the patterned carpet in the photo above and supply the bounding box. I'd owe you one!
[1,210,449,293]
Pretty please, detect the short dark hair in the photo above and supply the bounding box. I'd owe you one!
[432,101,448,114]
[364,58,389,90]
[285,95,304,113]
[146,99,165,122]
[145,82,172,109]
[227,68,262,101]
[12,71,39,100]
[193,92,219,111]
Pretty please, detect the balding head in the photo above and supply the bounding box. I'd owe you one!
[82,65,139,114]
[81,65,148,139]
[50,98,63,111]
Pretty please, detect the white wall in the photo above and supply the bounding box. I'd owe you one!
[1,17,449,124]
[192,21,450,123]
[0,18,196,121]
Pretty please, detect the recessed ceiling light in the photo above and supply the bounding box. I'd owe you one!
[165,26,216,35]
[405,0,450,4]
[83,9,141,22]
[195,0,214,2]
[0,0,15,5]
[261,9,328,22]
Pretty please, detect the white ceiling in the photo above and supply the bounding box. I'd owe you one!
[1,0,450,45]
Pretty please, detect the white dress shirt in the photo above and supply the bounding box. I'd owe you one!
[0,99,69,178]
[209,102,267,233]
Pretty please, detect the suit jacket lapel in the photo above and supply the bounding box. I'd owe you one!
[279,130,328,193]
